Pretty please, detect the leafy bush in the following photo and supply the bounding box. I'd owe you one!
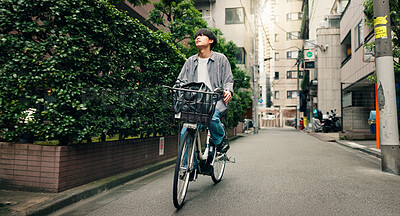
[0,0,185,144]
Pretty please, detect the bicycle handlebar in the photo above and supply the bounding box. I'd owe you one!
[162,85,224,100]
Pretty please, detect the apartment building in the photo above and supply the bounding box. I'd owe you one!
[265,0,304,127]
[196,0,257,74]
[340,0,375,132]
[115,0,160,30]
[301,0,375,134]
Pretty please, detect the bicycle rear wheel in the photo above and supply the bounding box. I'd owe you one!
[173,130,195,209]
[211,151,226,183]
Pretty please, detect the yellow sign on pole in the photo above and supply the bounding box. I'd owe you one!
[375,26,388,39]
[374,15,388,26]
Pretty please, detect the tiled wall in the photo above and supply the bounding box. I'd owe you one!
[1,127,237,193]
[0,135,178,192]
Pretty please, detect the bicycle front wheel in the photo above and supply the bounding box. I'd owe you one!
[173,130,195,209]
[211,151,226,183]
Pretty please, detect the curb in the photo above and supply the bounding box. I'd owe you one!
[228,134,245,142]
[25,158,176,216]
[335,140,381,159]
[306,132,381,159]
[306,132,336,142]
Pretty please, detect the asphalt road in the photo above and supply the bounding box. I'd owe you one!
[50,128,400,216]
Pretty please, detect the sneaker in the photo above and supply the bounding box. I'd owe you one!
[217,138,230,153]
[189,169,198,181]
[199,161,214,176]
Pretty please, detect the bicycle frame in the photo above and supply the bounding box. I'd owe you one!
[183,123,211,162]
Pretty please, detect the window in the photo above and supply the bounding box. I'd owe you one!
[355,21,363,49]
[287,90,297,99]
[286,51,299,59]
[274,52,279,61]
[274,71,279,79]
[225,8,244,24]
[274,34,279,42]
[341,32,352,66]
[199,9,210,18]
[286,70,303,79]
[274,91,279,99]
[286,32,300,40]
[286,12,302,21]
[236,47,246,64]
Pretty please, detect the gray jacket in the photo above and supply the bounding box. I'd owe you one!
[177,51,234,115]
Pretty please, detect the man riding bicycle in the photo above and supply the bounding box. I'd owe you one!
[177,28,234,154]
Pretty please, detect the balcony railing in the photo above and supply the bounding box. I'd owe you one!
[341,54,352,67]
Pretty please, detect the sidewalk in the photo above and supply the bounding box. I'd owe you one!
[306,130,381,159]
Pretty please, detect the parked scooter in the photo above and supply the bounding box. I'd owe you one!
[321,109,341,133]
[312,109,323,132]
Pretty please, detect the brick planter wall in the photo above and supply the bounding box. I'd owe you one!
[0,135,178,192]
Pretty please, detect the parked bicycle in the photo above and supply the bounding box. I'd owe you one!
[164,84,234,209]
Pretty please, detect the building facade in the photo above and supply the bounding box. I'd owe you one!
[196,0,257,74]
[340,0,375,132]
[301,0,375,133]
[265,0,304,127]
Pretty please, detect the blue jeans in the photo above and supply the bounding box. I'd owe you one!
[180,109,225,169]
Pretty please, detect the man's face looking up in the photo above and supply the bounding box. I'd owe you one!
[195,34,214,49]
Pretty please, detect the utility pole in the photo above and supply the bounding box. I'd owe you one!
[253,59,258,134]
[373,0,400,174]
[296,57,300,130]
[253,5,259,134]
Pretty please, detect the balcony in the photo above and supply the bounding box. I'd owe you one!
[202,16,216,28]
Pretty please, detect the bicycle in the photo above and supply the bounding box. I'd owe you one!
[164,84,234,209]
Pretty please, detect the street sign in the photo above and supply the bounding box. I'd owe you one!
[301,61,315,69]
[159,137,164,156]
[363,45,375,62]
[259,99,263,104]
[304,50,314,60]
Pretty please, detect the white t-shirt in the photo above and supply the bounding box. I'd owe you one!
[198,57,212,90]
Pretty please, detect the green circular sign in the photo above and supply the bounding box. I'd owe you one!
[306,51,313,58]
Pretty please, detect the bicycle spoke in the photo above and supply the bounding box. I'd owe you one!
[173,130,195,209]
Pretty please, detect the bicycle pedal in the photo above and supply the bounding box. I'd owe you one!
[189,169,198,181]
[227,155,236,163]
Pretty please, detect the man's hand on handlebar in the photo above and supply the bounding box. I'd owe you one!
[223,91,232,103]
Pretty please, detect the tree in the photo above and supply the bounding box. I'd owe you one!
[147,0,208,48]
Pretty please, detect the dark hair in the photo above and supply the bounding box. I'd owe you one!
[195,28,218,49]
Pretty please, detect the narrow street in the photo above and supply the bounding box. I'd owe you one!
[51,128,400,216]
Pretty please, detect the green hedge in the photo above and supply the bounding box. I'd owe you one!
[0,0,185,144]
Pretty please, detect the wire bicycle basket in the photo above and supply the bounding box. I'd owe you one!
[166,83,220,125]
